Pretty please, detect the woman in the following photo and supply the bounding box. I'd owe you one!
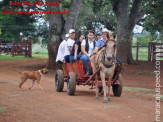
[70,35,85,62]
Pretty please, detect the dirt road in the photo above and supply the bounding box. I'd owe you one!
[0,58,162,122]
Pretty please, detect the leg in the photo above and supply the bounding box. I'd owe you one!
[37,79,43,90]
[29,80,35,90]
[100,71,107,103]
[19,77,27,89]
[64,55,70,63]
[92,64,99,99]
[80,54,89,76]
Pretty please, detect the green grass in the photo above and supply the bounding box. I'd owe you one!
[124,87,155,92]
[0,52,48,60]
[0,106,7,113]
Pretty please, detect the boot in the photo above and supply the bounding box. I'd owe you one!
[84,68,89,76]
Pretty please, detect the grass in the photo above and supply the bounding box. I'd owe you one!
[124,87,155,92]
[0,106,7,113]
[0,52,48,60]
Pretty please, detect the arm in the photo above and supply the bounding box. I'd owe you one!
[68,46,73,52]
[74,44,78,60]
[81,45,89,57]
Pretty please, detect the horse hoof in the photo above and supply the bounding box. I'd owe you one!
[103,100,108,103]
[96,96,99,100]
[108,98,111,102]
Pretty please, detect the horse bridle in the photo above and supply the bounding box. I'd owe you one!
[101,47,116,68]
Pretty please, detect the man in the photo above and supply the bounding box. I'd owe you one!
[96,32,102,41]
[64,29,75,63]
[56,33,69,64]
[81,30,96,76]
[95,28,112,49]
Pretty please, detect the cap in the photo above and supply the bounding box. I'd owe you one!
[69,29,75,34]
[97,32,102,36]
[65,34,69,38]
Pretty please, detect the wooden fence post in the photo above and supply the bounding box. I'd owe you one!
[11,38,15,57]
[25,40,28,57]
[7,43,9,55]
[148,42,151,61]
[136,42,139,61]
[0,38,1,55]
[28,36,32,57]
[152,42,156,62]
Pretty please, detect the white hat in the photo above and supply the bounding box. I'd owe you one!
[65,34,69,38]
[102,28,109,33]
[69,29,75,34]
[102,28,112,36]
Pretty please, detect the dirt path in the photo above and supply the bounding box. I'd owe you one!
[0,59,162,122]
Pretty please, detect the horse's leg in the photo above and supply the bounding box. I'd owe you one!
[108,72,114,102]
[95,74,99,99]
[100,71,107,103]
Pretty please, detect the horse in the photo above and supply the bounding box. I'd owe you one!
[90,34,117,103]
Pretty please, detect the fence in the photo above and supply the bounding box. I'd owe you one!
[0,36,32,57]
[132,42,163,61]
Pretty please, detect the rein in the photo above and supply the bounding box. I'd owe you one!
[101,48,116,68]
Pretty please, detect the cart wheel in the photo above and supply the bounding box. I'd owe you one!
[55,70,64,92]
[112,74,123,97]
[67,72,76,95]
[98,87,103,93]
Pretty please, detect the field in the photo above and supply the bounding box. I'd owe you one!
[0,58,162,122]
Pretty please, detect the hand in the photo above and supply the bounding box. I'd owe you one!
[74,57,77,60]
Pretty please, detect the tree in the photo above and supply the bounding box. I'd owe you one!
[110,0,146,64]
[142,0,163,42]
[0,0,37,42]
[47,0,82,69]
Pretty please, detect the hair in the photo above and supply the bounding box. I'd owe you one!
[88,30,94,35]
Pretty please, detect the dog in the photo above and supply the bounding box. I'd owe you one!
[18,68,48,90]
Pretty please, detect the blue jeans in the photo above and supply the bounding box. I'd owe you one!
[80,54,89,69]
[70,55,80,63]
[64,55,70,63]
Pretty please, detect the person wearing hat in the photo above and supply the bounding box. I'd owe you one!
[64,29,75,63]
[81,30,96,76]
[56,33,69,64]
[95,28,112,48]
[70,35,86,62]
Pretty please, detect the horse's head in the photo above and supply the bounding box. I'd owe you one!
[105,33,116,61]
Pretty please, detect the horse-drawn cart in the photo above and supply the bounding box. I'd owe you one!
[55,60,123,97]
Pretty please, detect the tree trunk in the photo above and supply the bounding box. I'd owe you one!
[47,0,82,69]
[47,0,65,69]
[62,0,82,37]
[111,0,144,64]
[116,31,134,64]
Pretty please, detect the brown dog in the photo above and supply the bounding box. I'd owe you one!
[18,68,48,90]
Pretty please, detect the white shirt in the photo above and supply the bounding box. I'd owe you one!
[56,40,67,62]
[64,38,75,56]
[81,39,94,56]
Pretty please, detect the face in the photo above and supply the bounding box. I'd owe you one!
[106,41,115,61]
[88,32,94,40]
[102,32,108,41]
[69,32,75,39]
[41,68,49,74]
[65,37,69,41]
[79,35,85,42]
[97,35,101,39]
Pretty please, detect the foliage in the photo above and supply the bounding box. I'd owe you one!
[0,0,37,43]
[137,34,151,46]
[75,0,116,36]
[140,0,163,40]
